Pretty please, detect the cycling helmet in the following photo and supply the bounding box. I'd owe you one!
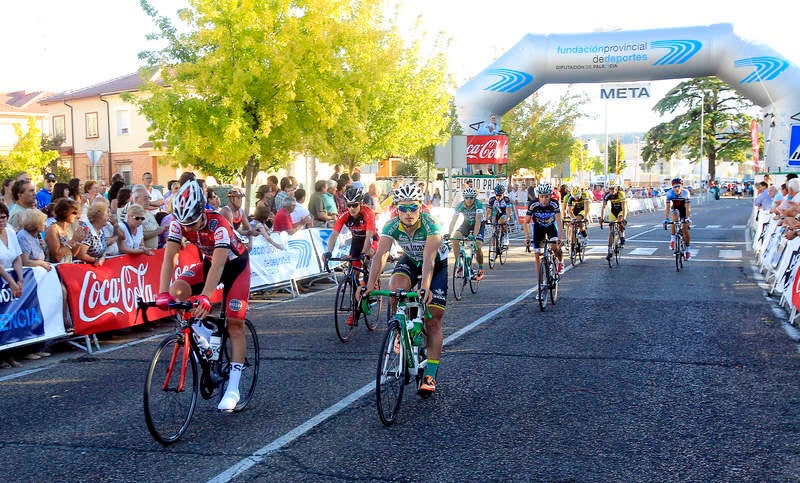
[494,184,506,196]
[462,187,477,198]
[608,179,619,188]
[173,180,206,225]
[570,185,581,197]
[671,177,683,185]
[344,187,364,204]
[393,183,424,203]
[535,182,553,196]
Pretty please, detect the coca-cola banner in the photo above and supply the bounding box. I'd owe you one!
[56,247,204,335]
[466,135,508,165]
[0,267,66,350]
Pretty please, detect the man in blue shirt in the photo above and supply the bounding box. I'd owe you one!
[36,173,56,209]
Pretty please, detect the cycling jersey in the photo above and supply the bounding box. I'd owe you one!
[564,191,591,216]
[666,188,691,219]
[167,211,248,260]
[488,196,512,220]
[603,190,626,217]
[453,200,484,228]
[381,212,445,267]
[527,200,560,228]
[334,205,379,258]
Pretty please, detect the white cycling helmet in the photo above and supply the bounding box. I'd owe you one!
[535,182,553,196]
[173,180,206,225]
[393,183,424,203]
[462,187,477,197]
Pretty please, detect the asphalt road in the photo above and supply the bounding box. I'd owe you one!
[2,197,799,482]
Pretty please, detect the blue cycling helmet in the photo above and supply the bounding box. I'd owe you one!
[494,184,506,196]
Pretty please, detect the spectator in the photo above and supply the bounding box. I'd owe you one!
[324,180,338,216]
[250,205,284,250]
[75,201,111,266]
[291,188,313,229]
[206,187,222,211]
[162,180,180,212]
[351,172,364,190]
[17,208,51,271]
[431,187,442,207]
[45,198,84,263]
[220,187,254,247]
[118,204,155,256]
[364,183,379,212]
[0,201,25,368]
[254,184,274,212]
[157,210,174,249]
[68,178,82,204]
[113,187,133,224]
[274,176,296,211]
[272,198,305,235]
[132,185,163,249]
[51,182,70,203]
[82,180,103,216]
[36,173,57,209]
[477,114,499,135]
[141,172,164,212]
[334,178,348,214]
[339,173,351,188]
[9,179,36,231]
[309,180,334,227]
[330,164,342,181]
[2,178,14,208]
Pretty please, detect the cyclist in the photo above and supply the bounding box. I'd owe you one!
[358,183,447,397]
[600,180,627,260]
[156,180,251,411]
[562,185,591,239]
[526,182,564,275]
[323,187,379,325]
[663,177,692,260]
[444,186,485,281]
[487,184,513,259]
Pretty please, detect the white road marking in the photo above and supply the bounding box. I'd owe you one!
[719,249,742,259]
[705,224,722,228]
[629,248,657,255]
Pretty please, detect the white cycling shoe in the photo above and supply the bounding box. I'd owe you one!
[218,389,240,411]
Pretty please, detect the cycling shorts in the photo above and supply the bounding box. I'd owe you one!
[570,204,586,218]
[532,224,559,250]
[454,221,485,242]
[349,234,380,265]
[606,208,624,222]
[670,207,688,221]
[391,255,447,310]
[178,252,250,321]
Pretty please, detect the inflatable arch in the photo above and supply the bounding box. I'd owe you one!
[455,23,800,174]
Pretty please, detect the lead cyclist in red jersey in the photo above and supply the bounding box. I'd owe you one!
[156,180,251,411]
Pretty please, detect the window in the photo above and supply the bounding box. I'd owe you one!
[120,165,133,185]
[85,112,99,138]
[53,115,66,140]
[116,109,130,135]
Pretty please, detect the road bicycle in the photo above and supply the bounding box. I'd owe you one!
[488,222,510,268]
[536,237,560,311]
[665,220,690,272]
[362,289,430,426]
[564,217,587,266]
[328,255,383,342]
[138,298,260,445]
[448,236,480,300]
[600,220,623,268]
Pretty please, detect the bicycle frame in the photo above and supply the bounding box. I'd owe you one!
[363,290,431,367]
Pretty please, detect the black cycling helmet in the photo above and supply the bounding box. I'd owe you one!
[344,187,364,204]
[671,177,683,185]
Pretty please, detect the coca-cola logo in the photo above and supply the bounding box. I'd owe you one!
[466,137,508,161]
[78,262,156,322]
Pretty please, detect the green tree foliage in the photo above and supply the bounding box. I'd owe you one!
[133,0,451,198]
[607,138,626,174]
[0,117,59,180]
[640,76,755,181]
[502,92,587,176]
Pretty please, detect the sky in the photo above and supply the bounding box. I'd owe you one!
[3,0,798,136]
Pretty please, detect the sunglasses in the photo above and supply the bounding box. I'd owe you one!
[673,185,682,188]
[397,204,420,213]
[463,196,475,200]
[134,216,146,221]
[347,203,360,208]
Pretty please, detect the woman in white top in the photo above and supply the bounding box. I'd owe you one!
[118,204,154,256]
[0,202,23,297]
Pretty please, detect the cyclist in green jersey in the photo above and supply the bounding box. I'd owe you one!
[359,183,447,396]
[445,186,485,281]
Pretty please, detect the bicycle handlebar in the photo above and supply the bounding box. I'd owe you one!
[360,289,433,319]
[136,297,196,325]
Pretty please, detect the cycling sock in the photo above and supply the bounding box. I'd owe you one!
[227,362,243,394]
[424,359,439,379]
[478,264,483,269]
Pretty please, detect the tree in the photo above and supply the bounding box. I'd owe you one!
[607,138,626,174]
[502,91,588,176]
[0,117,59,180]
[641,76,756,181]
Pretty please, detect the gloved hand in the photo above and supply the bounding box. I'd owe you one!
[155,292,173,309]
[467,234,475,240]
[442,234,450,241]
[195,294,212,314]
[663,219,669,229]
[685,218,692,225]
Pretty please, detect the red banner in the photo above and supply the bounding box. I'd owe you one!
[466,135,508,165]
[56,246,206,335]
[792,263,800,312]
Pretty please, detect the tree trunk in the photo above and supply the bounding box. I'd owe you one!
[708,151,717,183]
[244,155,256,216]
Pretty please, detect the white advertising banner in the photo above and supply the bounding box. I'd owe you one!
[0,266,66,351]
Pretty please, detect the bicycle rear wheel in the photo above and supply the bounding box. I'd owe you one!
[537,258,549,311]
[144,334,198,445]
[452,253,466,300]
[376,321,405,426]
[219,319,260,411]
[614,240,620,266]
[334,276,356,343]
[362,278,382,331]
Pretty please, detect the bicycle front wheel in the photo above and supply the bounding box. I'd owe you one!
[334,276,356,343]
[614,240,620,266]
[488,235,497,269]
[499,237,508,265]
[144,334,198,445]
[537,258,549,311]
[468,256,480,294]
[578,238,586,263]
[549,261,559,305]
[219,319,260,411]
[376,321,405,426]
[362,278,382,331]
[452,253,466,300]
